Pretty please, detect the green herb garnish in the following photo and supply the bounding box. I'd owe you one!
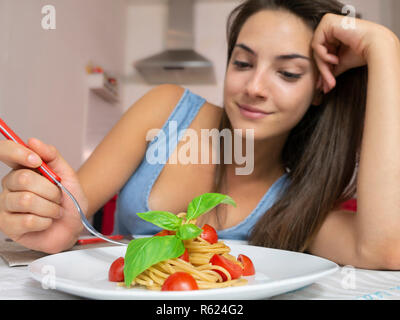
[123,193,236,287]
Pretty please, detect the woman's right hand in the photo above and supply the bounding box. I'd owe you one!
[0,137,87,253]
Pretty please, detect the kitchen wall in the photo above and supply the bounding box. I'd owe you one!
[123,0,241,111]
[392,0,400,38]
[0,0,126,180]
[345,0,392,28]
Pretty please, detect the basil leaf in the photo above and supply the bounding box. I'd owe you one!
[186,193,236,221]
[124,235,184,287]
[136,211,182,231]
[176,223,202,240]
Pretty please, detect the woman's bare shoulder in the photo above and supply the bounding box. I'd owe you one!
[204,100,223,111]
[144,84,223,128]
[199,100,224,129]
[136,84,186,128]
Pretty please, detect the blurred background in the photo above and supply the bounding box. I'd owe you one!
[0,0,399,177]
[0,0,396,246]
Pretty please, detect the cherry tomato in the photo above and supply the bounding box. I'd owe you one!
[200,224,218,244]
[210,254,243,281]
[238,254,255,276]
[154,230,175,236]
[108,257,124,282]
[92,67,103,73]
[178,248,189,262]
[161,272,199,291]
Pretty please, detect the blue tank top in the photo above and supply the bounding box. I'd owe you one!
[114,88,290,240]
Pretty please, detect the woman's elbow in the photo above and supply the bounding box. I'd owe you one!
[358,240,400,270]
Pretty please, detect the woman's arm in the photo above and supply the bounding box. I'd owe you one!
[355,31,400,269]
[77,84,185,218]
[308,14,400,269]
[0,84,185,253]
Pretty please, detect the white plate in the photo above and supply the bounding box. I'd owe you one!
[28,240,338,300]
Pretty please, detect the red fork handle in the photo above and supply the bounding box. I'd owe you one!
[0,118,62,185]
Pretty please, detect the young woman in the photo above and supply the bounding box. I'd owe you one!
[0,0,399,270]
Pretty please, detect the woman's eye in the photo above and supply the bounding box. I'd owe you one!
[280,71,302,80]
[233,60,252,69]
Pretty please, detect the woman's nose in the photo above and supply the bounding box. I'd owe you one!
[245,70,269,99]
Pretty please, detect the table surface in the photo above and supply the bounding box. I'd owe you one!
[1,254,400,300]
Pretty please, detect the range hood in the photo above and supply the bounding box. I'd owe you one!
[134,0,216,84]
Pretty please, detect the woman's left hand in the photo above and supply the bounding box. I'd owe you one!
[312,13,396,93]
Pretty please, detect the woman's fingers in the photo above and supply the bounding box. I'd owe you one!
[27,138,77,183]
[314,56,336,93]
[27,138,57,164]
[4,191,62,219]
[313,40,339,92]
[313,41,339,64]
[0,179,61,239]
[312,13,371,93]
[3,169,62,204]
[0,140,42,169]
[0,211,53,238]
[311,15,342,93]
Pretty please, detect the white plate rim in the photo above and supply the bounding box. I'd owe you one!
[28,242,339,300]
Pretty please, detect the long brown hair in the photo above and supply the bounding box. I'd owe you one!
[215,0,367,252]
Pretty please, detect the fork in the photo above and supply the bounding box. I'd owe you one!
[0,118,128,246]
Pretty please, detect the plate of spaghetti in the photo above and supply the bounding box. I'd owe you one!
[28,193,339,299]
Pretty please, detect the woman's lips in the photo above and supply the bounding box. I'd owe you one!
[238,104,272,120]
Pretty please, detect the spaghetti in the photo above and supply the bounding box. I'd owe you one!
[112,209,255,291]
[122,236,248,290]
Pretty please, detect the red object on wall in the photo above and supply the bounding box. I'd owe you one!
[101,195,118,235]
[340,198,357,212]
